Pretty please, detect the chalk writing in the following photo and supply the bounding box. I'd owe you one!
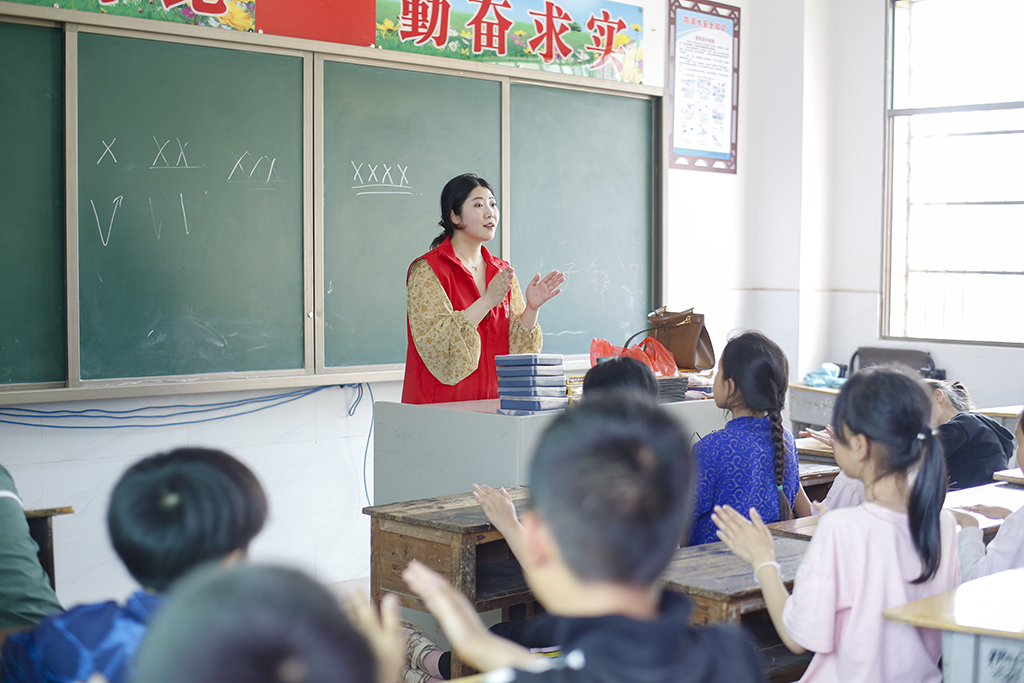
[351,162,412,195]
[228,151,282,188]
[90,196,123,247]
[97,138,117,165]
[151,137,201,169]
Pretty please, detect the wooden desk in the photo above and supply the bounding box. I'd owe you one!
[795,437,833,462]
[364,489,533,677]
[993,468,1024,486]
[979,405,1023,434]
[945,482,1024,543]
[664,537,814,681]
[798,461,840,502]
[768,516,820,540]
[25,507,73,590]
[884,568,1024,683]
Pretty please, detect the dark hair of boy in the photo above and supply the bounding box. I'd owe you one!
[582,356,659,398]
[134,564,376,683]
[718,331,792,521]
[528,391,693,585]
[108,447,268,592]
[831,366,947,583]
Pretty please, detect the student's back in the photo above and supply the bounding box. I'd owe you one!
[404,392,765,683]
[1,448,267,683]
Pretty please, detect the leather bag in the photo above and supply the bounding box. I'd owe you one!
[625,307,715,371]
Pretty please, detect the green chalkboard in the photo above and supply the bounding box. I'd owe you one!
[510,84,653,355]
[322,62,501,368]
[0,22,66,384]
[77,33,305,380]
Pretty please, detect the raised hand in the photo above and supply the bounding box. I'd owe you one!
[484,267,515,309]
[525,270,565,311]
[799,425,836,448]
[342,592,402,683]
[711,505,776,567]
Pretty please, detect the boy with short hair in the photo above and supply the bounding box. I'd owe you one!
[1,448,267,683]
[404,393,765,682]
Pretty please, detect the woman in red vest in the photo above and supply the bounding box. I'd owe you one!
[402,174,565,404]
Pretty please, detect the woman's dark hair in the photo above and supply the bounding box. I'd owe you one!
[430,173,495,249]
[108,447,268,592]
[583,356,659,398]
[832,366,948,583]
[134,564,376,683]
[923,378,974,413]
[529,391,694,585]
[719,331,793,521]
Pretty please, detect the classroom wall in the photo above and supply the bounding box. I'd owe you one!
[0,383,399,606]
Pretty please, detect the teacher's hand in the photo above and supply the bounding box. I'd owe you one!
[484,267,515,309]
[525,270,565,311]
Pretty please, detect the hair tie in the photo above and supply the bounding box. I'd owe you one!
[776,484,784,492]
[916,428,932,441]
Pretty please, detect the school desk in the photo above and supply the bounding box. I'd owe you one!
[768,516,820,540]
[372,398,728,506]
[25,506,73,590]
[884,568,1024,683]
[993,468,1024,486]
[662,536,814,681]
[798,461,841,502]
[363,488,532,677]
[945,482,1024,543]
[795,436,834,462]
[788,384,839,432]
[978,405,1023,434]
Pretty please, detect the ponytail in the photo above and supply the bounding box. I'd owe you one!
[833,367,949,584]
[769,409,793,521]
[908,428,947,583]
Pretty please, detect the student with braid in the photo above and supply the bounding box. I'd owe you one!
[689,331,807,545]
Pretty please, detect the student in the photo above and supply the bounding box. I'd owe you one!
[1,448,268,683]
[953,409,1024,581]
[581,356,659,398]
[403,393,765,682]
[799,425,866,512]
[0,464,63,635]
[402,173,565,404]
[689,331,806,546]
[925,379,1014,490]
[133,564,394,683]
[713,367,960,683]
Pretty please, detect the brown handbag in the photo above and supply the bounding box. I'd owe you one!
[627,307,715,371]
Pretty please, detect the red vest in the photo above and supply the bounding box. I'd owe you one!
[401,238,512,404]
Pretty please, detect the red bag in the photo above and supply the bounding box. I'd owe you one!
[589,337,679,378]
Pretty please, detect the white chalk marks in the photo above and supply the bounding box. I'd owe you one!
[351,162,411,195]
[228,151,282,189]
[149,197,162,239]
[97,139,117,165]
[90,196,123,247]
[151,137,202,169]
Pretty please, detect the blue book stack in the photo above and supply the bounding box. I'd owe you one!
[496,354,569,413]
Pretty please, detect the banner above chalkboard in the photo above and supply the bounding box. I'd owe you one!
[11,0,254,31]
[375,0,644,83]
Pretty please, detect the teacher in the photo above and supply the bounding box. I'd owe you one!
[402,174,565,404]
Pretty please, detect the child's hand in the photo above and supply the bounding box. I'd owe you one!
[964,504,1013,520]
[342,591,402,683]
[473,484,518,534]
[951,509,980,528]
[811,501,829,516]
[712,505,777,567]
[799,426,835,448]
[402,561,487,653]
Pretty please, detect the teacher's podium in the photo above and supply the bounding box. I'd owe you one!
[373,398,726,506]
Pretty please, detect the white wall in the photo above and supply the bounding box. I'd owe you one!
[1,382,400,606]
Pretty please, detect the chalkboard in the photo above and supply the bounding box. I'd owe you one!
[510,84,653,354]
[0,21,66,385]
[77,33,305,380]
[322,62,501,368]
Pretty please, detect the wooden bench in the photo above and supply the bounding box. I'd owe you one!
[884,568,1024,682]
[25,507,73,590]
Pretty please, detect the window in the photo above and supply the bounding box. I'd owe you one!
[884,0,1024,345]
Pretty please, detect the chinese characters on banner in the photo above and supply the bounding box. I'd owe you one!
[668,1,739,172]
[376,0,644,83]
[8,0,255,31]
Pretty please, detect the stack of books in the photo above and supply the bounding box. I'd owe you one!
[496,354,569,414]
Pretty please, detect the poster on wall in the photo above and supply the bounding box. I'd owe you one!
[375,0,644,83]
[9,0,255,31]
[667,0,739,173]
